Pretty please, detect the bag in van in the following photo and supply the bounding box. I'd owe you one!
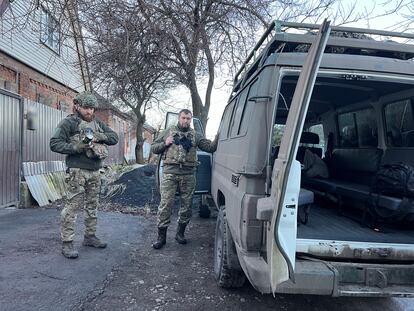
[365,162,414,226]
[371,162,414,198]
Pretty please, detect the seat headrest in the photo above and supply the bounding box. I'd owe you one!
[300,132,319,144]
[405,131,414,147]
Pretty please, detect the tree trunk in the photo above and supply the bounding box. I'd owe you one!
[134,110,146,164]
[203,39,215,133]
[188,77,208,129]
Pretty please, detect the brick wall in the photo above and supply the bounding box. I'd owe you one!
[144,130,154,144]
[95,108,154,148]
[0,51,76,112]
[94,109,111,125]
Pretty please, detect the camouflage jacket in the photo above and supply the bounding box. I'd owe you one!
[151,124,218,175]
[50,113,118,171]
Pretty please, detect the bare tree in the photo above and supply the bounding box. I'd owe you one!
[135,0,412,128]
[134,0,352,128]
[79,0,175,163]
[135,0,272,127]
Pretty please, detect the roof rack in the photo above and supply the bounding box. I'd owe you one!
[277,21,414,40]
[233,20,414,89]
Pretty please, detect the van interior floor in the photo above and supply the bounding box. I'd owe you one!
[297,204,414,244]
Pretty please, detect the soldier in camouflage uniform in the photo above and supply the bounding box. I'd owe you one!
[50,92,119,259]
[151,109,218,249]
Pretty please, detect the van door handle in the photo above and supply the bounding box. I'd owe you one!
[248,96,272,102]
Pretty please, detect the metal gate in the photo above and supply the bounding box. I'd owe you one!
[0,89,23,208]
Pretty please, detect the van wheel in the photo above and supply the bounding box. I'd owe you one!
[199,204,211,218]
[214,207,246,288]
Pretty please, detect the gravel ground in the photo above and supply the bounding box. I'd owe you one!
[2,164,413,311]
[78,207,414,311]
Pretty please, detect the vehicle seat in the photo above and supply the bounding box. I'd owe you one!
[297,132,323,163]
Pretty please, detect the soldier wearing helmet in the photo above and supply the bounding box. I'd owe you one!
[50,91,119,259]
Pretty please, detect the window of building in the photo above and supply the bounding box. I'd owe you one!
[40,7,60,54]
[338,108,377,148]
[384,99,414,147]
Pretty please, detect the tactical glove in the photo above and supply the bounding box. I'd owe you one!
[73,141,89,154]
[93,132,108,143]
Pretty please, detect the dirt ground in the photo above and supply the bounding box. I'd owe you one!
[1,205,413,311]
[78,207,414,311]
[2,165,414,310]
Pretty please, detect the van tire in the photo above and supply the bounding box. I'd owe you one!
[214,207,246,288]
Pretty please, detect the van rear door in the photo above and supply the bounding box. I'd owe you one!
[266,20,331,292]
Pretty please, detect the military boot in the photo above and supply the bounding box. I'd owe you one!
[62,241,78,259]
[175,223,187,244]
[82,235,107,248]
[152,227,167,250]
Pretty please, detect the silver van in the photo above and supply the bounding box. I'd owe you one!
[209,20,414,297]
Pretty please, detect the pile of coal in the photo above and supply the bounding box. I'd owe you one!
[103,164,160,209]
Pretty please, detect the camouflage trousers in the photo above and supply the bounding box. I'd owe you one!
[61,168,101,242]
[157,173,196,228]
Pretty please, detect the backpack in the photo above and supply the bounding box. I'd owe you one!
[371,162,414,198]
[365,162,414,226]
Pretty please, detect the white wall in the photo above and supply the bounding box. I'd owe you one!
[0,2,84,91]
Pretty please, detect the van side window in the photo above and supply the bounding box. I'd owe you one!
[219,101,236,140]
[338,108,377,148]
[238,80,258,136]
[384,99,414,147]
[229,87,249,137]
[308,124,325,153]
[272,124,285,146]
[228,79,259,138]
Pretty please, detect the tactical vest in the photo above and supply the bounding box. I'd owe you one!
[163,126,198,167]
[71,118,109,160]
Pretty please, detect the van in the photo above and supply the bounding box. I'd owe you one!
[209,20,414,296]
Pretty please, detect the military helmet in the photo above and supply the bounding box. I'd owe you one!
[74,91,98,108]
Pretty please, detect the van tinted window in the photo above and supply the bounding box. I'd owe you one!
[385,99,414,147]
[308,124,325,152]
[239,80,258,136]
[229,87,249,137]
[338,108,377,147]
[219,101,236,140]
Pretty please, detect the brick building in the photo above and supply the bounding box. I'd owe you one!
[0,1,89,108]
[94,94,156,163]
